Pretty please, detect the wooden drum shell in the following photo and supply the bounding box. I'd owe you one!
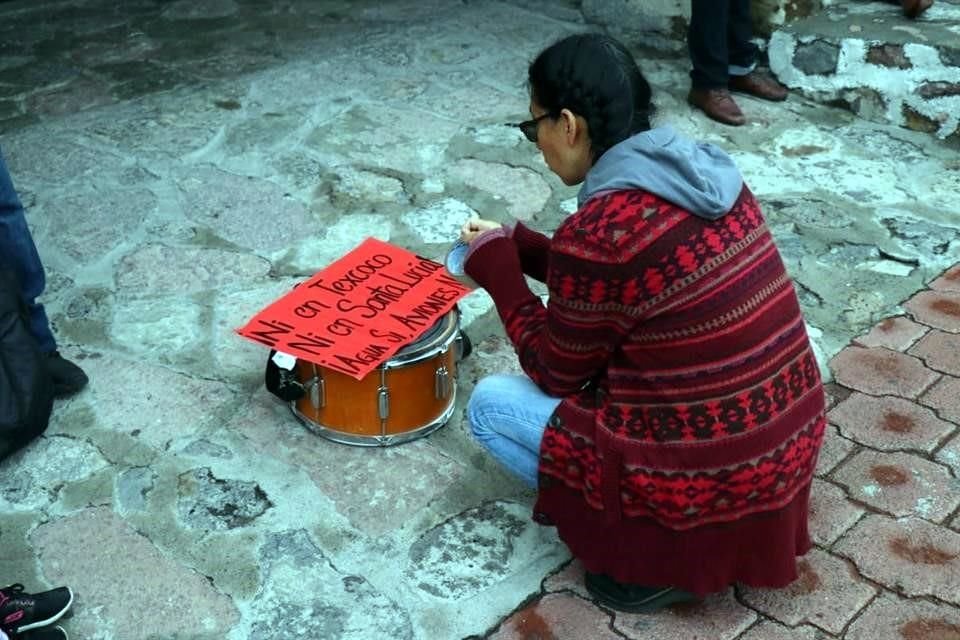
[291,310,459,446]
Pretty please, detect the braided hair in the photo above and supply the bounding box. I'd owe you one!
[528,33,655,161]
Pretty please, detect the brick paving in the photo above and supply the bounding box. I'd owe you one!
[482,263,960,639]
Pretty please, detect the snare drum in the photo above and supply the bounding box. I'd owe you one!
[291,309,460,446]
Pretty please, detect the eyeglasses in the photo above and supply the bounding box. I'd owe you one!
[509,113,552,143]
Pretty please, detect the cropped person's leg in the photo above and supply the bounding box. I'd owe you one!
[687,0,747,126]
[726,0,758,75]
[688,0,730,90]
[726,0,788,102]
[899,0,933,18]
[466,374,562,488]
[0,149,87,396]
[0,149,56,353]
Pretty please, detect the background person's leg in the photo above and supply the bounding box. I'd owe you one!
[466,374,562,488]
[688,0,731,90]
[687,0,746,126]
[0,148,56,353]
[725,0,788,103]
[726,0,759,76]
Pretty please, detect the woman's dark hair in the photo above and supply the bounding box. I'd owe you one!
[528,33,656,159]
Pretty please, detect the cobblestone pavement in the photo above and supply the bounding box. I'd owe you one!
[0,1,957,639]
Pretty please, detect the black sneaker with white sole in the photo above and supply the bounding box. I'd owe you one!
[0,584,73,635]
[19,626,69,640]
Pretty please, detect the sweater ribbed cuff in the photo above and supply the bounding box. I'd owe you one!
[513,222,551,256]
[463,227,509,265]
[463,235,536,314]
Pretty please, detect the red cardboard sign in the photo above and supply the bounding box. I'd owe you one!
[237,238,471,380]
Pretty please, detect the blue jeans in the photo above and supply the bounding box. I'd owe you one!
[0,147,56,353]
[466,374,562,488]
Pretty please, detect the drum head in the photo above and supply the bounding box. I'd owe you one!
[391,308,458,364]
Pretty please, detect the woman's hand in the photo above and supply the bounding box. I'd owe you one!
[460,217,501,244]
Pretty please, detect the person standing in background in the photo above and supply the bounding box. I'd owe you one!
[686,0,789,126]
[898,0,933,18]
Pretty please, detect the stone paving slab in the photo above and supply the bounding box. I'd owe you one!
[831,449,959,521]
[487,594,618,640]
[739,621,826,640]
[931,265,960,292]
[31,507,240,639]
[829,346,941,398]
[835,515,960,605]
[852,315,929,351]
[0,0,958,638]
[827,392,956,452]
[909,329,960,376]
[905,290,960,333]
[814,424,857,476]
[920,374,960,423]
[845,592,960,640]
[808,478,866,546]
[739,548,878,635]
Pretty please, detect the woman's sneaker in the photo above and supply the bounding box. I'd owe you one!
[584,572,699,614]
[20,626,69,640]
[0,584,73,635]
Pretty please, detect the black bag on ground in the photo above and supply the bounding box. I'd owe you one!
[0,269,54,460]
[264,350,305,402]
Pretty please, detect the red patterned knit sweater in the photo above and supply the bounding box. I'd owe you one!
[464,185,826,591]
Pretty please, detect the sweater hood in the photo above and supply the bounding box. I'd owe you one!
[577,126,743,220]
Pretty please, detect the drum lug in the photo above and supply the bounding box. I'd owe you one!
[378,387,390,420]
[435,366,451,399]
[309,376,325,409]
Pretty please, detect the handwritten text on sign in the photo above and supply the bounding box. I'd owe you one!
[236,238,471,380]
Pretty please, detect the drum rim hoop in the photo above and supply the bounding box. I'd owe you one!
[387,308,460,367]
[289,392,455,446]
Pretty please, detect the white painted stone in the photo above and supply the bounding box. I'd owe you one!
[406,500,562,600]
[733,150,814,197]
[326,165,406,204]
[805,323,832,382]
[111,298,207,362]
[560,197,578,214]
[285,214,393,273]
[862,260,914,277]
[457,288,495,329]
[420,177,445,193]
[447,159,551,220]
[471,123,524,147]
[771,26,960,139]
[401,198,478,243]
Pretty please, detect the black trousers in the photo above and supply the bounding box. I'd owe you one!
[688,0,759,89]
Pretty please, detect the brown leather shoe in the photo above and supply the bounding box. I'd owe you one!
[728,70,788,102]
[687,88,746,126]
[901,0,933,18]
